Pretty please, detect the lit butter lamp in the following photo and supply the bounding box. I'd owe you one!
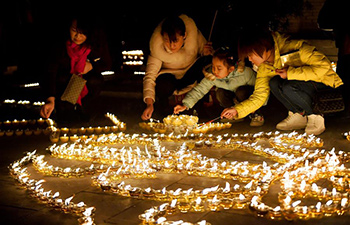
[60,134,69,143]
[207,195,220,211]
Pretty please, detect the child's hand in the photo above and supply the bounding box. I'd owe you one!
[174,105,187,114]
[275,67,288,79]
[221,107,238,119]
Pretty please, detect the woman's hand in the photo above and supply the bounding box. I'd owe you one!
[40,97,55,118]
[174,105,187,114]
[221,107,238,119]
[82,61,93,74]
[203,41,213,56]
[275,67,288,79]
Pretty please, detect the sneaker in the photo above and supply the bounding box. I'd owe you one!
[249,113,264,127]
[276,111,307,130]
[305,114,325,135]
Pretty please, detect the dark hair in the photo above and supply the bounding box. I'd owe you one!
[238,27,274,60]
[161,15,186,43]
[68,13,97,48]
[213,47,238,68]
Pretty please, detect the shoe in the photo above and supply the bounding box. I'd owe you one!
[305,114,325,135]
[220,118,244,123]
[276,111,307,130]
[249,113,264,127]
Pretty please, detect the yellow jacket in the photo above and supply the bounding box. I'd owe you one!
[234,32,343,119]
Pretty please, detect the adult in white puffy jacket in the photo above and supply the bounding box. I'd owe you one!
[141,14,213,120]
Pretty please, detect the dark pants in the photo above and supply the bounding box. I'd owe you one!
[155,56,212,113]
[216,85,254,108]
[269,76,328,115]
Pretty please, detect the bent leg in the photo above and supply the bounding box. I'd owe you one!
[269,76,301,113]
[216,88,235,108]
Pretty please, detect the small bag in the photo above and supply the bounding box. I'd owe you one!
[313,89,345,114]
[61,74,87,105]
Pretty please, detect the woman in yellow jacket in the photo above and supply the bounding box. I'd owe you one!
[221,28,343,135]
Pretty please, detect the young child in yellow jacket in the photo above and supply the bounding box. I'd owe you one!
[221,28,343,135]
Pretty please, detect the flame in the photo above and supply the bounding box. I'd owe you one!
[157,217,167,224]
[326,200,333,206]
[239,194,245,201]
[195,197,201,205]
[77,202,85,207]
[292,200,301,208]
[170,199,177,207]
[341,198,348,207]
[83,207,95,217]
[223,182,230,192]
[65,195,74,205]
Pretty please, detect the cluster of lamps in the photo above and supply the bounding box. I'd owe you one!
[2,98,45,106]
[7,122,350,225]
[122,50,144,66]
[48,113,126,143]
[139,115,232,134]
[0,118,51,137]
[6,110,350,225]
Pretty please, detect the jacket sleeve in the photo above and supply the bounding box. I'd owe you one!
[234,66,272,119]
[222,68,256,92]
[286,43,333,83]
[143,55,162,102]
[182,78,213,109]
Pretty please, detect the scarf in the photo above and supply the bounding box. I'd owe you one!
[66,40,91,105]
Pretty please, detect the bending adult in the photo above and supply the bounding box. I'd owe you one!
[142,14,213,120]
[221,28,343,135]
[40,14,111,122]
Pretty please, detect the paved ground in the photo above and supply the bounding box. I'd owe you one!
[1,74,350,225]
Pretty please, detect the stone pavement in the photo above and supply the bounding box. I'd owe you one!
[1,74,350,225]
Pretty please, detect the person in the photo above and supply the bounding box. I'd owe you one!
[174,47,264,126]
[40,14,111,122]
[318,0,350,117]
[221,28,343,135]
[141,14,213,120]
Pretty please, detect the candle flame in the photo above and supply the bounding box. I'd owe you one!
[170,199,177,207]
[292,200,301,208]
[341,198,348,207]
[239,194,245,201]
[157,217,167,224]
[83,207,95,217]
[195,197,201,205]
[65,195,74,205]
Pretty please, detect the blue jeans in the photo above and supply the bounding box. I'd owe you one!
[269,76,328,115]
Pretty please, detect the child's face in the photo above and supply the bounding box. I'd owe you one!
[248,50,273,66]
[212,57,234,79]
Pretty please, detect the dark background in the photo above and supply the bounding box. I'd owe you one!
[0,0,305,98]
